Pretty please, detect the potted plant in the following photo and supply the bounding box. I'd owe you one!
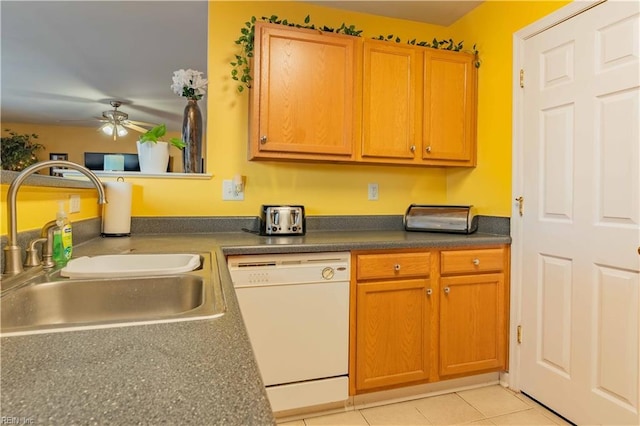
[1,129,43,171]
[136,124,186,173]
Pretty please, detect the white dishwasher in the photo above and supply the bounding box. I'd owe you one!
[227,252,350,413]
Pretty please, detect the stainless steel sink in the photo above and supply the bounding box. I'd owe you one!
[1,251,226,336]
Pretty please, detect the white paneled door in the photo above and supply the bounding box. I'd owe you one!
[519,1,640,424]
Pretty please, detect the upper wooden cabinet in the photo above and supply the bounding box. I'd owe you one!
[359,43,478,167]
[250,23,357,161]
[360,40,422,162]
[423,50,478,166]
[249,24,478,167]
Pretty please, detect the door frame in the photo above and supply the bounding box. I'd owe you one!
[509,0,606,391]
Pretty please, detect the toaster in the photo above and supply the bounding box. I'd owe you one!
[404,204,478,234]
[260,205,305,236]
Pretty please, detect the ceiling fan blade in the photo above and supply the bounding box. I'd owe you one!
[58,118,102,123]
[123,122,149,134]
[127,119,156,127]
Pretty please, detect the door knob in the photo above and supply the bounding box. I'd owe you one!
[260,135,267,144]
[425,146,432,154]
[394,264,401,271]
[426,288,432,296]
[444,287,450,295]
[472,258,480,266]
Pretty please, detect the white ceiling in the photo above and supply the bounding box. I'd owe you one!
[1,1,208,131]
[306,1,483,26]
[1,1,481,132]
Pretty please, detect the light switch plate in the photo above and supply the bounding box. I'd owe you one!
[69,194,81,213]
[222,179,244,201]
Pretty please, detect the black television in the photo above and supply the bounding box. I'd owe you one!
[84,152,140,172]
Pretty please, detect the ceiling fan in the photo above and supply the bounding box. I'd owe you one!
[96,100,155,141]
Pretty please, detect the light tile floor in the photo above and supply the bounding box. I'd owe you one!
[278,385,573,426]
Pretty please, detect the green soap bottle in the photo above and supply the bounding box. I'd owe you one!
[53,201,73,266]
[52,224,64,266]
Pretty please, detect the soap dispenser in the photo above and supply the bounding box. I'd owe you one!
[53,201,73,266]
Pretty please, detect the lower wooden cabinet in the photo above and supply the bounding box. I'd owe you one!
[351,245,510,394]
[439,273,506,376]
[355,278,433,391]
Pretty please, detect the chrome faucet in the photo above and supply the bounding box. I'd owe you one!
[3,160,107,275]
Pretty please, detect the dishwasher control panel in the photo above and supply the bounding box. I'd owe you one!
[227,252,350,287]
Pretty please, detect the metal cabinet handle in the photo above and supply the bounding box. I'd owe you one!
[425,146,432,154]
[410,145,416,153]
[394,264,401,271]
[472,258,480,266]
[260,136,267,144]
[444,287,450,295]
[426,288,432,296]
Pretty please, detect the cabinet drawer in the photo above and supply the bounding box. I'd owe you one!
[440,248,505,275]
[357,252,430,280]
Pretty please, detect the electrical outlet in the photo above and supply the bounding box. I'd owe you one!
[69,194,81,213]
[368,183,379,201]
[222,179,244,201]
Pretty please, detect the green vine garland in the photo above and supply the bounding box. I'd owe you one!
[232,15,480,93]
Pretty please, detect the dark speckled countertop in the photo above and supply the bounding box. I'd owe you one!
[1,217,510,425]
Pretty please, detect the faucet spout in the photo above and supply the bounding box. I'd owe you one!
[3,160,107,275]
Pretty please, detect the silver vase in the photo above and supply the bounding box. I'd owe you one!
[182,99,203,173]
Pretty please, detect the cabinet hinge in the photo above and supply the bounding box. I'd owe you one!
[519,69,525,88]
[517,325,523,344]
[515,196,524,217]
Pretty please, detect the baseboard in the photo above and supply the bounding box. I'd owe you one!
[275,372,500,422]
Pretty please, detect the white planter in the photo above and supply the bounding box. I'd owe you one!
[136,141,169,174]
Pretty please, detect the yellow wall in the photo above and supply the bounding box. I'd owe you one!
[1,123,184,173]
[445,0,570,215]
[0,185,101,235]
[205,0,451,217]
[2,0,571,234]
[1,123,180,234]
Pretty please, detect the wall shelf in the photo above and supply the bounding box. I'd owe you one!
[54,169,213,180]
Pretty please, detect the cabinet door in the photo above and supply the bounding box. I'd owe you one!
[423,50,477,165]
[356,279,432,391]
[439,273,506,376]
[251,23,356,160]
[361,40,421,161]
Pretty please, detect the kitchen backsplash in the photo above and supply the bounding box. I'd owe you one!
[1,215,509,274]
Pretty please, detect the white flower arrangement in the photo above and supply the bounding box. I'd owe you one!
[171,69,208,100]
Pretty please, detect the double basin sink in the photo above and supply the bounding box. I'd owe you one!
[1,252,226,336]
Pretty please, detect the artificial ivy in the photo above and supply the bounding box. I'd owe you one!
[372,35,480,67]
[232,15,479,93]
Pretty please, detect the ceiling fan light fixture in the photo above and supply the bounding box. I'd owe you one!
[101,123,114,135]
[96,100,153,140]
